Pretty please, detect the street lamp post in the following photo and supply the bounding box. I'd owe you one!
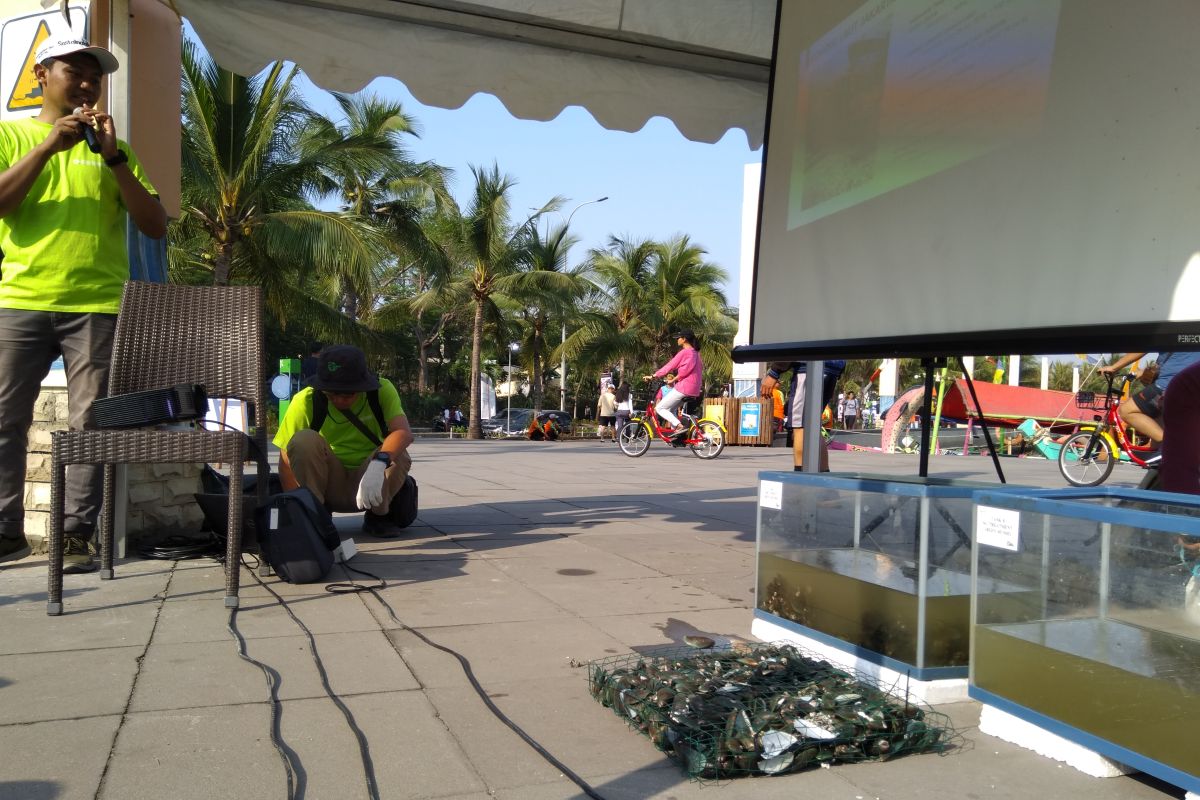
[561,196,608,411]
[506,342,518,432]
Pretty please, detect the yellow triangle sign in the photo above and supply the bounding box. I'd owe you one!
[7,20,51,113]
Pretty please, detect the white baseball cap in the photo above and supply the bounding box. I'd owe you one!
[35,37,119,75]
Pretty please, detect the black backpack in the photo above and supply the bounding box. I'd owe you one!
[255,488,340,583]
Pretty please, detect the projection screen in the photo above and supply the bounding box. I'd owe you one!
[738,0,1200,361]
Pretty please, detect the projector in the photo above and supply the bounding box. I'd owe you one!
[91,384,209,429]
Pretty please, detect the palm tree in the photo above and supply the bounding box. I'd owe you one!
[303,92,453,324]
[172,42,385,342]
[450,163,558,438]
[501,223,587,413]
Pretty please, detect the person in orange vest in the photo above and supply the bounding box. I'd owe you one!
[772,387,785,433]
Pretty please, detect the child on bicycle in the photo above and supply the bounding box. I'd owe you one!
[646,330,703,438]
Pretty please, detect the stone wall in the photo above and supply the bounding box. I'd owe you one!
[26,388,205,550]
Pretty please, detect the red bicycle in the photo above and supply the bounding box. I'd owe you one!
[618,392,726,459]
[1058,372,1158,486]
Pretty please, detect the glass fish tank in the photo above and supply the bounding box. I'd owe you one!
[756,472,1032,681]
[970,487,1200,794]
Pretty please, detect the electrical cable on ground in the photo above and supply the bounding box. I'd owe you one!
[227,602,298,799]
[331,560,608,800]
[216,541,609,799]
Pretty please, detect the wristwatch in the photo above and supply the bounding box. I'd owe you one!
[373,451,391,467]
[105,150,128,168]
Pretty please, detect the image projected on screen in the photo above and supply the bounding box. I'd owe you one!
[746,0,1200,359]
[789,0,1060,229]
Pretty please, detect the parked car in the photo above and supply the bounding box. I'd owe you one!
[482,408,574,437]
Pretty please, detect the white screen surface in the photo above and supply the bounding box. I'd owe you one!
[747,0,1200,359]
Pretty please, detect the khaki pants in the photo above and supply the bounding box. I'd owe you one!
[285,429,412,514]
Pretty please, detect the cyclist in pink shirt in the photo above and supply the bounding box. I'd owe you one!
[646,329,703,436]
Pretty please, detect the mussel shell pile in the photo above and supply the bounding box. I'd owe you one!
[588,643,948,779]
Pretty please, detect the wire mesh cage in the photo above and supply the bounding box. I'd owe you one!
[588,642,953,781]
[1074,390,1107,410]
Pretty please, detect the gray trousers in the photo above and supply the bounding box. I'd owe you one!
[0,309,115,540]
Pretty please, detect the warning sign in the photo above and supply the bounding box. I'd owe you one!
[1,6,88,121]
[7,19,49,112]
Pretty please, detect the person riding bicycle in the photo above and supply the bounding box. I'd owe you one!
[645,329,703,438]
[1098,351,1200,463]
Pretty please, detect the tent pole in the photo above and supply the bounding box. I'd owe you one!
[958,358,1006,483]
[918,359,934,477]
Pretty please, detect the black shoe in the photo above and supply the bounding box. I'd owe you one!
[0,535,30,564]
[1145,453,1162,466]
[362,511,402,539]
[63,536,97,574]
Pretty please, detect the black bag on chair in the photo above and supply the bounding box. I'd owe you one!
[391,475,419,529]
[255,488,339,583]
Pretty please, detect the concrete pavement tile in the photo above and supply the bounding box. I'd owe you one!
[422,685,569,788]
[675,569,757,605]
[576,765,866,799]
[132,627,418,711]
[339,691,490,798]
[529,575,740,618]
[99,704,290,800]
[0,597,160,656]
[586,539,753,578]
[433,523,547,537]
[0,560,172,615]
[158,586,379,641]
[477,537,663,582]
[383,617,625,687]
[358,559,569,628]
[0,715,120,800]
[484,674,680,780]
[828,740,1175,800]
[382,627,472,690]
[421,507,531,526]
[128,638,277,711]
[0,647,140,723]
[585,609,759,652]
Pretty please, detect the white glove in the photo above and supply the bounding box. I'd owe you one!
[356,459,386,510]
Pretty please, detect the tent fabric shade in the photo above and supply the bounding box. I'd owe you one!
[165,0,775,147]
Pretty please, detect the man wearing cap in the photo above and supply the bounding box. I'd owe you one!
[273,345,414,537]
[645,330,703,437]
[0,38,165,568]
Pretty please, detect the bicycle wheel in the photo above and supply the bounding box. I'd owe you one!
[1058,431,1116,487]
[690,421,726,460]
[619,421,651,457]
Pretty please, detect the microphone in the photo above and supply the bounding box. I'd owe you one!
[72,107,102,154]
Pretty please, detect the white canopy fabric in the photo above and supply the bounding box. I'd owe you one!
[163,0,775,147]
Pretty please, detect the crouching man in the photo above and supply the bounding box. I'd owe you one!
[273,345,413,537]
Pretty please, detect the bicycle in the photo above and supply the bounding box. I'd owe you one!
[618,391,727,459]
[1058,372,1158,486]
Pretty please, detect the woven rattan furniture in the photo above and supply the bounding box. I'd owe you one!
[47,282,267,615]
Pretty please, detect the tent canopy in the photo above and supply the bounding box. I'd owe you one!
[165,0,776,147]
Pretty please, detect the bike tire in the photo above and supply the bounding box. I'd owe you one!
[690,420,726,460]
[1058,431,1117,487]
[619,421,651,457]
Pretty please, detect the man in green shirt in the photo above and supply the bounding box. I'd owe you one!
[273,345,414,537]
[0,38,166,569]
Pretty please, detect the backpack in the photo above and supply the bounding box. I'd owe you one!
[255,488,340,583]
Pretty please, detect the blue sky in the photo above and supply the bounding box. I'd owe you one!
[293,72,761,306]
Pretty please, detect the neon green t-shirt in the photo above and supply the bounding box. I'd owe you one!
[273,380,406,469]
[0,118,157,313]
